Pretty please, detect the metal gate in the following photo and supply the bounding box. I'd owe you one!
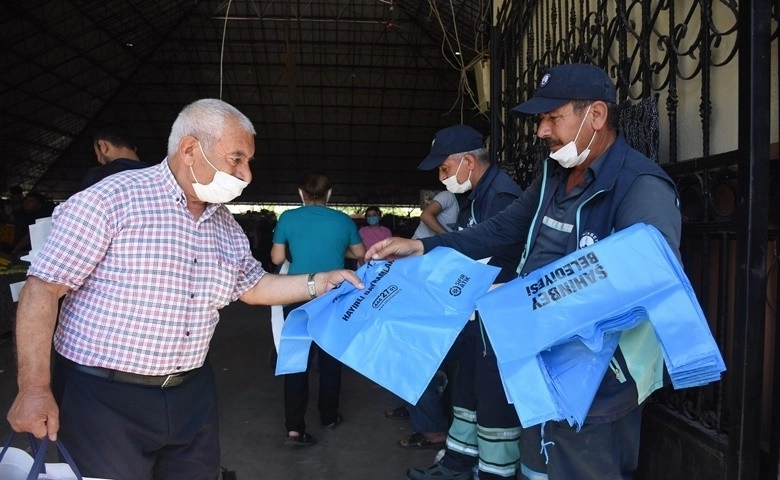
[489,1,779,478]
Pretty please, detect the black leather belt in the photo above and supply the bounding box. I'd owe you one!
[56,354,199,389]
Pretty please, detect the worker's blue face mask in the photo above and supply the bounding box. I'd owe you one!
[366,215,380,226]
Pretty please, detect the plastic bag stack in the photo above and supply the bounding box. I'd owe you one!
[476,223,726,429]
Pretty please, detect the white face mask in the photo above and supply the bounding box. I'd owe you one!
[441,158,472,194]
[190,142,249,204]
[549,105,597,168]
[298,188,331,205]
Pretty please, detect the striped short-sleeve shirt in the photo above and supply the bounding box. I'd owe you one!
[28,161,265,375]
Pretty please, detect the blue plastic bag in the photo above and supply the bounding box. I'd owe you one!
[276,247,500,404]
[477,223,725,428]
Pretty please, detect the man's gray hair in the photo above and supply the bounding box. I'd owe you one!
[465,147,490,165]
[167,98,255,158]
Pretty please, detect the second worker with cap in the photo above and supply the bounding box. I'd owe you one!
[407,124,525,480]
[365,63,681,480]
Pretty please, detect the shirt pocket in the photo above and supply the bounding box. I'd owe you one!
[207,254,241,309]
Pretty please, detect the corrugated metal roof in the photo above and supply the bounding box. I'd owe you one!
[1,0,491,205]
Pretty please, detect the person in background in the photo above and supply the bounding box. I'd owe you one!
[412,190,459,239]
[358,206,392,250]
[3,185,25,222]
[0,197,10,251]
[1,186,23,253]
[7,98,363,480]
[366,63,681,480]
[271,172,366,447]
[255,209,277,271]
[10,191,54,256]
[78,121,150,191]
[384,189,461,450]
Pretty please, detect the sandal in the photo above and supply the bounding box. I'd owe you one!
[399,432,446,450]
[322,414,344,430]
[284,432,318,447]
[384,405,410,420]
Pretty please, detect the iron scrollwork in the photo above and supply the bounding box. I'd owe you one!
[493,0,746,437]
[494,0,740,185]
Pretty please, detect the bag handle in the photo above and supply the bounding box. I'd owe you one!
[0,432,11,461]
[1,432,39,462]
[26,437,84,480]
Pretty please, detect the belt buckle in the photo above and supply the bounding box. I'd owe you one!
[160,374,178,389]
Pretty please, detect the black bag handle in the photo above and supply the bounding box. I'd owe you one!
[1,432,39,462]
[24,435,84,480]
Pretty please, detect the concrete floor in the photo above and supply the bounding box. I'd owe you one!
[0,301,440,479]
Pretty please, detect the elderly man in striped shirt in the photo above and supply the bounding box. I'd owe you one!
[7,98,363,480]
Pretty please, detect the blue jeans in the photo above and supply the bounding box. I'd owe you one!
[408,370,449,433]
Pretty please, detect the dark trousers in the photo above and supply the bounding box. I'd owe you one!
[443,319,522,479]
[52,357,220,480]
[519,402,645,480]
[283,303,342,433]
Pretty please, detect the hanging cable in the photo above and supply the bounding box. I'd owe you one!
[428,0,490,121]
[218,0,234,99]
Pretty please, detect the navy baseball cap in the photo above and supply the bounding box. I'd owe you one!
[417,125,484,170]
[511,63,616,116]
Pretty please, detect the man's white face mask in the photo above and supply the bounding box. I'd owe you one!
[548,104,597,169]
[441,157,472,194]
[190,141,249,204]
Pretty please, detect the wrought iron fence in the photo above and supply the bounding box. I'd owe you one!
[492,0,780,477]
[492,0,751,186]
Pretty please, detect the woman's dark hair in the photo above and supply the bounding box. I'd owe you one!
[299,172,331,201]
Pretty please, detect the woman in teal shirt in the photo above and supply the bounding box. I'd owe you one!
[271,172,365,446]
